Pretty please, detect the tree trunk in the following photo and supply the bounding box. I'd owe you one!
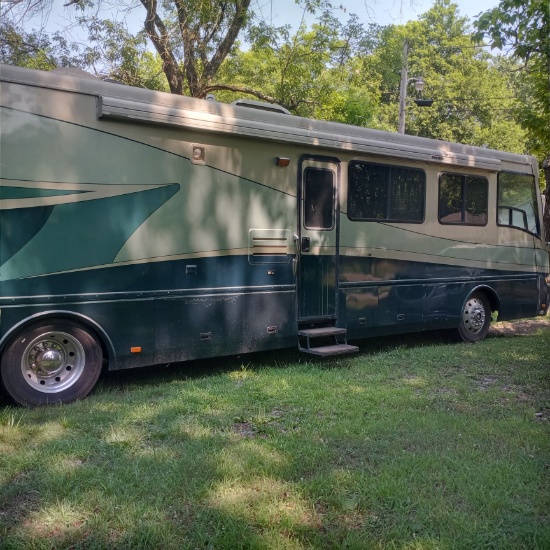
[543,156,550,244]
[138,0,252,98]
[141,0,184,95]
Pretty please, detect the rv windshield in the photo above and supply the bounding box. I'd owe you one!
[497,172,540,236]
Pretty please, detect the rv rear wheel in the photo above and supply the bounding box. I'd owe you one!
[458,292,491,343]
[1,319,103,407]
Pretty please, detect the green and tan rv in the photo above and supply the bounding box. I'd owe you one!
[1,64,548,406]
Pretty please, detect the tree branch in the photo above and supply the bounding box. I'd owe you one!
[202,0,251,86]
[203,83,282,105]
[173,0,200,96]
[139,0,183,94]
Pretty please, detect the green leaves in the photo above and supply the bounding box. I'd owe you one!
[0,22,82,71]
[366,0,526,151]
[216,17,381,124]
[473,0,550,157]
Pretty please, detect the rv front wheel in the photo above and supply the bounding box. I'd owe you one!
[458,292,491,343]
[1,319,103,407]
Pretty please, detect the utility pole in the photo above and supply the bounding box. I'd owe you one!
[398,40,432,133]
[398,39,409,134]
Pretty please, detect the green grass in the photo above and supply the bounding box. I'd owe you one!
[1,324,549,549]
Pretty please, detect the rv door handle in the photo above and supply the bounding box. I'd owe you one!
[293,233,301,254]
[293,233,300,275]
[301,237,310,253]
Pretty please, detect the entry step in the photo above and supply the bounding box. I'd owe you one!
[298,327,347,338]
[297,324,358,357]
[307,344,359,357]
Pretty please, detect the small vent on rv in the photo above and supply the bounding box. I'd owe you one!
[249,229,291,264]
[232,99,291,115]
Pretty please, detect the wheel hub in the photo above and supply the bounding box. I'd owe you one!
[463,299,486,334]
[21,331,85,393]
[29,342,65,376]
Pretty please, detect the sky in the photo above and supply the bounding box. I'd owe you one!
[260,0,500,29]
[25,0,502,40]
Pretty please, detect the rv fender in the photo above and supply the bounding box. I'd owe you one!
[470,284,500,318]
[0,310,116,368]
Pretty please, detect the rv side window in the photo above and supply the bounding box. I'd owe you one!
[438,173,488,225]
[497,172,540,235]
[347,162,425,222]
[303,167,335,230]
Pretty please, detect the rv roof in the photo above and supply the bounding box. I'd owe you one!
[0,63,538,175]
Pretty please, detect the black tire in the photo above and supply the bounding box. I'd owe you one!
[457,292,491,343]
[1,319,103,407]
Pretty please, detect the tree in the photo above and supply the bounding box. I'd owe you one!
[82,17,169,90]
[369,0,527,152]
[0,1,338,99]
[0,2,384,123]
[473,0,550,239]
[1,0,255,96]
[215,12,382,124]
[0,18,170,91]
[139,0,251,96]
[0,20,83,70]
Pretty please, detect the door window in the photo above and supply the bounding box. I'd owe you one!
[303,167,335,230]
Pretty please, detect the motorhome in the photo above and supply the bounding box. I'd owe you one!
[1,64,548,406]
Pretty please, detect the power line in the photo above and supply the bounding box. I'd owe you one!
[447,96,519,101]
[409,42,516,52]
[381,91,520,102]
[453,108,519,112]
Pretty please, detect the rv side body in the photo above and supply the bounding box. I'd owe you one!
[0,64,548,406]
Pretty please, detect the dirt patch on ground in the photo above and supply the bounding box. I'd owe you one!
[0,490,41,526]
[489,316,550,337]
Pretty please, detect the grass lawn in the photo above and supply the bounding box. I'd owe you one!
[1,322,549,549]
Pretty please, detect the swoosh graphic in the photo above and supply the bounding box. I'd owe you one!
[0,181,180,281]
[0,179,173,210]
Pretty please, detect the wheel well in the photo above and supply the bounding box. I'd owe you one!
[472,286,500,318]
[0,312,114,368]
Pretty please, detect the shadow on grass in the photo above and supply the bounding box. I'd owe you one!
[1,325,548,549]
[3,320,543,406]
[5,317,546,407]
[91,328,462,397]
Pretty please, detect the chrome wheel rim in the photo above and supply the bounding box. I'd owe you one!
[462,297,486,335]
[21,331,85,393]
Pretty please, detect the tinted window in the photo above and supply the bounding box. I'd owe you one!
[465,176,488,224]
[438,174,463,223]
[348,162,424,222]
[439,173,488,225]
[498,172,539,235]
[303,167,335,230]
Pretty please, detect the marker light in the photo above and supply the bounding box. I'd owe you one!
[276,157,290,167]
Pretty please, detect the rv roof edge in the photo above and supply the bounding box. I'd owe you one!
[49,67,98,80]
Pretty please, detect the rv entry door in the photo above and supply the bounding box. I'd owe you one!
[297,156,340,321]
